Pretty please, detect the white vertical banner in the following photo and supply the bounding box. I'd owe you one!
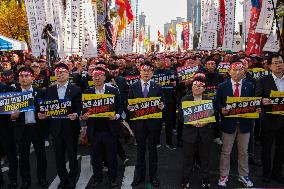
[52,0,65,57]
[262,33,280,52]
[25,0,42,56]
[64,0,80,55]
[71,0,81,54]
[255,0,277,34]
[188,22,194,50]
[64,0,72,55]
[222,0,236,51]
[82,0,98,58]
[34,0,47,55]
[199,0,216,50]
[44,0,53,24]
[208,0,219,31]
[243,0,252,44]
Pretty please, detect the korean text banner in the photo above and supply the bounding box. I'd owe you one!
[225,97,262,118]
[182,100,215,125]
[217,62,230,75]
[0,91,34,114]
[39,99,72,118]
[125,75,141,86]
[177,66,199,82]
[82,94,115,117]
[267,91,284,115]
[151,73,176,88]
[128,97,162,120]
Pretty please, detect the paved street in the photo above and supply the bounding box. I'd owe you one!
[1,130,284,189]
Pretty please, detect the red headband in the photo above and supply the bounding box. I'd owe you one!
[140,65,153,71]
[55,67,69,73]
[109,69,119,74]
[92,70,106,77]
[192,81,205,87]
[96,64,107,69]
[194,73,206,78]
[19,71,33,76]
[230,62,244,70]
[206,60,216,65]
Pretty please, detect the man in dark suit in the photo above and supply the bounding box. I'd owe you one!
[0,82,18,189]
[128,62,164,187]
[38,63,81,189]
[255,53,284,183]
[82,67,123,188]
[216,62,260,188]
[11,67,47,189]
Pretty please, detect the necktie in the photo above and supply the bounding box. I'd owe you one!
[143,83,148,98]
[234,83,240,97]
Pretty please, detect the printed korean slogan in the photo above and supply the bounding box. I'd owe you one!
[217,62,230,75]
[128,97,162,120]
[177,66,199,82]
[225,97,262,118]
[248,68,271,79]
[182,100,215,125]
[39,99,72,118]
[82,94,115,117]
[267,91,284,115]
[151,73,176,88]
[125,75,141,86]
[0,91,34,114]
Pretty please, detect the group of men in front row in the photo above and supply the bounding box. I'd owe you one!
[0,53,283,189]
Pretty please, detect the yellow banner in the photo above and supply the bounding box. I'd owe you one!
[267,91,284,115]
[88,81,94,87]
[182,100,216,125]
[128,97,162,120]
[225,97,262,118]
[82,94,115,117]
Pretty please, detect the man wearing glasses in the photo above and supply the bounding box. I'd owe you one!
[256,53,284,184]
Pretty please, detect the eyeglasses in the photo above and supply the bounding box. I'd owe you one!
[271,61,284,65]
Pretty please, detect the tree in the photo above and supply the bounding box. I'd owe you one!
[0,0,29,45]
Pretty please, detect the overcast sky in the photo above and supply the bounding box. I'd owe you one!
[139,0,243,41]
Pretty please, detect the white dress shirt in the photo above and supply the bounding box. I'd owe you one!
[141,79,150,92]
[231,78,243,97]
[57,82,68,99]
[272,73,284,92]
[22,86,36,124]
[94,84,120,120]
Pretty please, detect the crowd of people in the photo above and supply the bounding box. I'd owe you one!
[0,50,283,189]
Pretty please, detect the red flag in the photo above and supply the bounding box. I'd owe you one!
[246,3,267,55]
[158,30,166,44]
[219,0,225,45]
[125,0,134,24]
[182,23,189,50]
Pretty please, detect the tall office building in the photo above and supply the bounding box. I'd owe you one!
[187,0,201,33]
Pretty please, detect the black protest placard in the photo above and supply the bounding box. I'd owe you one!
[267,91,284,115]
[225,97,262,118]
[182,100,215,125]
[0,91,34,114]
[125,75,141,86]
[177,66,199,82]
[39,99,72,118]
[151,73,176,88]
[128,97,162,120]
[82,94,115,117]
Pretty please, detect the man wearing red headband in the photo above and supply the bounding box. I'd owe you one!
[216,62,260,188]
[128,62,164,187]
[81,67,123,188]
[38,63,82,189]
[153,55,178,150]
[204,59,224,145]
[11,67,47,189]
